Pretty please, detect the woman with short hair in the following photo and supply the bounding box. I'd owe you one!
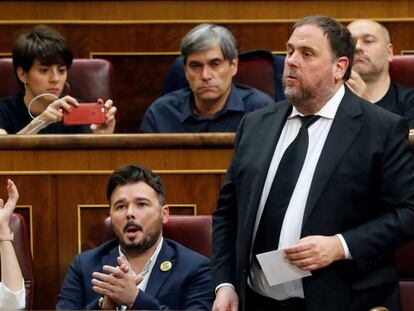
[0,25,116,134]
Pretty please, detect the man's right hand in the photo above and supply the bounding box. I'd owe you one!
[92,262,143,309]
[346,70,369,100]
[37,95,79,123]
[212,286,239,311]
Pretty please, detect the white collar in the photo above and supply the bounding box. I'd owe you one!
[289,84,345,120]
[118,236,164,277]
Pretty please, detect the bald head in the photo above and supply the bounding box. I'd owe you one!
[347,19,393,82]
[348,19,390,44]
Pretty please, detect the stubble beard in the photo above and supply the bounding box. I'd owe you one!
[353,52,386,83]
[283,76,336,111]
[116,217,163,255]
[354,62,384,83]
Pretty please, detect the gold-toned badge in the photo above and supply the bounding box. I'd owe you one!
[160,261,172,272]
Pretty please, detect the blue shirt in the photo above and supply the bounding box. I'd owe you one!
[139,84,275,133]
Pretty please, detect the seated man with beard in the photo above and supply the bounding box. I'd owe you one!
[56,165,213,310]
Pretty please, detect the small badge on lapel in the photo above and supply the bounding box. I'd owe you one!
[160,260,172,272]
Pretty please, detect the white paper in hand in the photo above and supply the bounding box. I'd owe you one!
[256,249,311,286]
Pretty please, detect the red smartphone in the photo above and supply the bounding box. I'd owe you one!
[63,102,105,125]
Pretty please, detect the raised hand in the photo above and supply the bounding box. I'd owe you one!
[0,179,19,233]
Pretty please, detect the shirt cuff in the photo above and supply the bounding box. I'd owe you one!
[336,233,353,260]
[215,283,235,295]
[0,280,25,309]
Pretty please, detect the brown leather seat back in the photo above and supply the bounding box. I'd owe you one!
[389,55,414,88]
[163,215,212,257]
[67,59,113,101]
[396,240,414,310]
[0,58,113,101]
[0,58,19,97]
[9,213,34,309]
[236,50,285,101]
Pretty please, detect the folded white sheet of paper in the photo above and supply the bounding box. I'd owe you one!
[256,249,311,286]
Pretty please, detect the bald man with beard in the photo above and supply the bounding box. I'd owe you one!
[347,19,414,128]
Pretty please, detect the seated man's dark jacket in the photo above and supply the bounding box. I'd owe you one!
[376,82,414,128]
[0,93,91,134]
[56,239,213,310]
[139,84,275,132]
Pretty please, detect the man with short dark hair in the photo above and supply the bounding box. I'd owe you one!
[212,15,414,311]
[347,19,414,127]
[57,164,213,310]
[139,23,275,133]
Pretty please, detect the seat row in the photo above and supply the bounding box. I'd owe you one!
[0,54,413,133]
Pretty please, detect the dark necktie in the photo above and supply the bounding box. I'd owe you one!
[252,115,320,255]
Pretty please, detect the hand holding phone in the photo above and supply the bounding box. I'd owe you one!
[63,102,105,125]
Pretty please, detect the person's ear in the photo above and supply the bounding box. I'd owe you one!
[386,43,394,62]
[108,204,113,215]
[230,58,238,77]
[184,61,189,81]
[334,56,350,81]
[161,205,169,224]
[16,67,28,85]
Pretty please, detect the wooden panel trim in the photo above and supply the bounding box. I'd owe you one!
[92,51,287,56]
[166,204,197,215]
[0,133,235,150]
[1,130,411,150]
[0,132,410,150]
[77,204,108,253]
[0,130,412,152]
[3,18,414,24]
[91,52,181,57]
[0,170,227,175]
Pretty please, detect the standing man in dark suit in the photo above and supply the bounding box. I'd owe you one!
[212,15,414,311]
[57,164,212,310]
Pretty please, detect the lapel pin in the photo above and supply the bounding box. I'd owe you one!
[160,260,172,272]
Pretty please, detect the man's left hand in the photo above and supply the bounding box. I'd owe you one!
[90,99,116,134]
[92,264,142,308]
[346,70,369,101]
[284,235,345,271]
